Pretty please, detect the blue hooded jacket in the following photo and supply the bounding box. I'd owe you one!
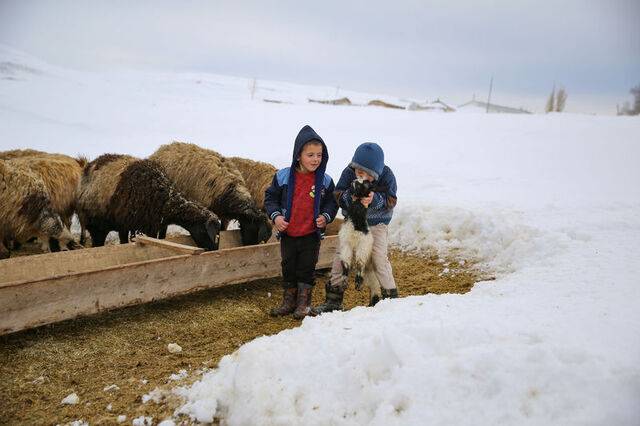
[264,125,338,238]
[336,142,397,226]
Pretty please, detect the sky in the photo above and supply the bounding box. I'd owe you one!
[1,0,639,114]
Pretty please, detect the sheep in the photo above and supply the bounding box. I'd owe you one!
[77,154,220,250]
[0,159,76,259]
[227,157,277,211]
[0,148,48,160]
[338,178,383,305]
[2,151,86,250]
[149,142,272,245]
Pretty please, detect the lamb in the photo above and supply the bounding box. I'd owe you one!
[227,157,277,211]
[338,178,383,305]
[149,142,271,245]
[77,154,220,250]
[0,159,76,259]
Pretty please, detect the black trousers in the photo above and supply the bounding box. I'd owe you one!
[280,233,321,287]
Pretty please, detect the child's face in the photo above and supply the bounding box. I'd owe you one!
[354,168,374,182]
[298,142,323,173]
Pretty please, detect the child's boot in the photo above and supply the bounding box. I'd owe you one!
[270,283,298,317]
[381,288,399,299]
[293,283,317,319]
[315,282,345,314]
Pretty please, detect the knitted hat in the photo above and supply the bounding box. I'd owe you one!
[350,142,384,180]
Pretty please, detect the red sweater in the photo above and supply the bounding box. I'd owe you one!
[286,170,316,237]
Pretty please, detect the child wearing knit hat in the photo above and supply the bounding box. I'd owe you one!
[316,142,398,312]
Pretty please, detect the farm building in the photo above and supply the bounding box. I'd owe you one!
[308,97,352,105]
[457,98,532,114]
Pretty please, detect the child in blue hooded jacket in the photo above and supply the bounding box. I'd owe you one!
[265,125,338,319]
[316,142,398,312]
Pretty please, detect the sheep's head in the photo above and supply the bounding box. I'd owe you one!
[238,210,272,246]
[186,215,221,251]
[350,178,374,199]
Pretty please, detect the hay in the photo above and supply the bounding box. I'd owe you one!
[0,249,491,424]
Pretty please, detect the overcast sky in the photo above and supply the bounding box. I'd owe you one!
[1,0,638,113]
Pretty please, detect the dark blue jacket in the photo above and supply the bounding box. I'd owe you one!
[264,125,338,238]
[335,164,397,226]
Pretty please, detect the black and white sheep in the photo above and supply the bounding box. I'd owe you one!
[338,178,382,305]
[77,154,220,250]
[0,159,76,259]
[150,142,271,245]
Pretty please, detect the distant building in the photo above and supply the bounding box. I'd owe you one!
[367,99,405,110]
[457,98,531,114]
[408,98,456,112]
[308,97,352,106]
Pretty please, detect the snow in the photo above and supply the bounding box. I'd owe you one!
[1,45,639,425]
[60,393,79,405]
[166,343,182,354]
[168,370,188,382]
[103,384,119,392]
[132,416,153,426]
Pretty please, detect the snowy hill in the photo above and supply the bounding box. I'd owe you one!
[1,47,639,425]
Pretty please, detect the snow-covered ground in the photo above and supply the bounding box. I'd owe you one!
[2,45,639,425]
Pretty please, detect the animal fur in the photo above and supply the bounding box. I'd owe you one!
[227,157,277,211]
[0,159,75,258]
[77,154,220,249]
[150,142,271,245]
[338,178,382,304]
[10,153,85,227]
[0,148,48,160]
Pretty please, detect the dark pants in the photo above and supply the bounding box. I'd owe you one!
[280,233,321,287]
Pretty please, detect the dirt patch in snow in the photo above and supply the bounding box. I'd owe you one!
[0,249,491,425]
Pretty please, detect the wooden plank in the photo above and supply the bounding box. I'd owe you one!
[133,235,205,255]
[0,229,245,286]
[0,235,338,335]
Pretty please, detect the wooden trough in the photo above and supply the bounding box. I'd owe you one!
[0,229,339,335]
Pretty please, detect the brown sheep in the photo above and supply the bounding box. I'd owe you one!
[227,157,277,211]
[0,148,48,160]
[150,142,271,245]
[77,154,220,249]
[0,159,75,259]
[10,154,85,227]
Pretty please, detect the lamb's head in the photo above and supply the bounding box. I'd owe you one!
[350,178,374,199]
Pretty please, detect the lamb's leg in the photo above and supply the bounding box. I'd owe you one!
[339,241,353,280]
[354,235,374,291]
[364,264,382,306]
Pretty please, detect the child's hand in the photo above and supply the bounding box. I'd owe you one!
[316,215,327,228]
[274,216,289,232]
[361,192,374,207]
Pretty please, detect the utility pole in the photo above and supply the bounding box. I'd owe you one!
[486,76,494,113]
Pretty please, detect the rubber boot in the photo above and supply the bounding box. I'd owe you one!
[293,283,317,320]
[381,288,399,299]
[270,284,298,317]
[315,282,345,314]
